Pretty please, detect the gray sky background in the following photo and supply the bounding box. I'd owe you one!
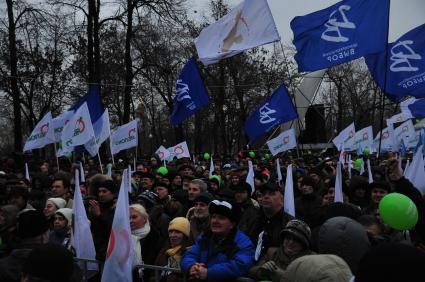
[187,0,425,44]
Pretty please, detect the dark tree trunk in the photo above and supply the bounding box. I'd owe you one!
[123,0,134,123]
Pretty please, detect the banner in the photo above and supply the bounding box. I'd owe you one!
[155,145,171,161]
[195,0,280,65]
[167,141,190,159]
[354,126,373,152]
[267,128,297,156]
[110,119,139,155]
[394,119,416,149]
[332,122,356,151]
[85,109,111,157]
[23,112,54,151]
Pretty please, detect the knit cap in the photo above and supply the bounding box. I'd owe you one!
[168,217,190,237]
[55,208,73,224]
[47,197,67,209]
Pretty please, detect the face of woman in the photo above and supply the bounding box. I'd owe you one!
[43,201,57,218]
[283,235,304,256]
[129,208,147,231]
[168,230,184,247]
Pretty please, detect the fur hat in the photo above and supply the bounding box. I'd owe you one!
[17,210,49,239]
[168,217,190,237]
[280,219,311,248]
[47,197,67,209]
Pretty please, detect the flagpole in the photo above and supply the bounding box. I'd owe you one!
[97,152,103,174]
[377,0,392,157]
[53,143,60,171]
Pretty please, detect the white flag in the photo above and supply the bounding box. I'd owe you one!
[209,155,215,177]
[72,169,97,271]
[246,160,255,195]
[276,159,283,187]
[374,126,396,152]
[394,120,416,149]
[23,112,54,151]
[404,159,410,176]
[25,163,30,181]
[333,123,356,151]
[404,147,425,195]
[195,0,280,65]
[400,97,416,119]
[283,164,295,217]
[79,162,85,182]
[61,103,95,152]
[334,162,344,203]
[168,141,190,159]
[85,109,111,157]
[110,119,139,155]
[354,126,373,152]
[267,128,297,156]
[386,112,412,126]
[107,164,112,177]
[51,111,73,142]
[347,154,352,179]
[367,159,373,184]
[155,145,171,161]
[101,169,133,282]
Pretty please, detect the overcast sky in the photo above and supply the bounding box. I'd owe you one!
[187,0,425,44]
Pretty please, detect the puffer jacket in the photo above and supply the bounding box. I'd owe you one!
[181,228,255,281]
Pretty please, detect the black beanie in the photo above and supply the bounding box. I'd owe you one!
[99,179,117,194]
[17,210,49,239]
[23,244,75,282]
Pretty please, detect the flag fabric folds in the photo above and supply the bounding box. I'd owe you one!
[85,109,111,157]
[366,23,425,101]
[332,122,356,151]
[72,169,97,271]
[244,85,297,143]
[283,164,295,216]
[23,112,54,151]
[246,160,255,195]
[101,169,133,282]
[170,59,210,125]
[61,103,95,152]
[394,120,416,149]
[209,156,215,177]
[291,0,389,72]
[408,98,425,118]
[374,126,396,152]
[354,126,373,153]
[267,128,297,156]
[155,145,171,161]
[386,112,412,126]
[334,162,344,203]
[276,159,283,187]
[110,119,139,155]
[404,147,425,195]
[167,141,190,159]
[194,0,280,66]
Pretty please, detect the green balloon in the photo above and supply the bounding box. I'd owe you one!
[203,153,210,160]
[209,175,221,185]
[363,147,370,156]
[379,193,418,230]
[264,153,271,160]
[354,158,363,170]
[249,151,255,158]
[156,166,168,176]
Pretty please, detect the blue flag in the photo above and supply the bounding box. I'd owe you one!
[244,85,297,143]
[409,98,425,118]
[170,58,209,125]
[366,23,425,102]
[290,0,389,72]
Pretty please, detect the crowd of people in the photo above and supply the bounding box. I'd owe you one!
[0,151,424,282]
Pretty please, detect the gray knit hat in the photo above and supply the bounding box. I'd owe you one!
[280,219,311,248]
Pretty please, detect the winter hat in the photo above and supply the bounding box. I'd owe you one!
[23,244,75,282]
[47,197,67,209]
[355,243,425,282]
[368,181,391,193]
[234,182,252,196]
[208,200,240,222]
[168,217,190,237]
[194,192,215,205]
[209,175,221,186]
[137,190,159,208]
[17,210,49,239]
[301,176,317,190]
[280,219,311,248]
[171,189,188,204]
[55,208,73,225]
[98,179,118,194]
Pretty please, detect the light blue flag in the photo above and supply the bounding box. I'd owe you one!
[291,0,389,72]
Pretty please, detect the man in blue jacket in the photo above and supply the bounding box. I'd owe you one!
[181,199,255,281]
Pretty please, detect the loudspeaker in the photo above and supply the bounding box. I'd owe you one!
[302,104,326,143]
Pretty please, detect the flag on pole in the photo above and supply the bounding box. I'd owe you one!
[23,112,54,151]
[283,164,295,217]
[244,84,297,143]
[85,109,111,157]
[374,126,396,152]
[155,145,171,161]
[347,154,352,179]
[403,159,410,176]
[291,0,389,72]
[366,23,425,101]
[167,141,190,159]
[51,111,73,142]
[101,169,133,282]
[367,159,373,184]
[400,97,416,119]
[194,0,280,65]
[72,169,97,271]
[110,119,139,155]
[246,160,255,195]
[209,155,215,177]
[334,162,344,203]
[79,162,85,182]
[107,164,112,177]
[354,126,373,153]
[386,112,412,127]
[276,159,283,187]
[408,98,425,118]
[170,59,209,125]
[267,128,297,156]
[333,123,356,151]
[404,146,425,195]
[61,102,95,152]
[394,119,416,149]
[25,163,30,181]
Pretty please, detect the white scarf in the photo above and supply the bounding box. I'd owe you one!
[131,222,151,267]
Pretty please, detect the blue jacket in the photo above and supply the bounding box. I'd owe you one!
[181,229,255,281]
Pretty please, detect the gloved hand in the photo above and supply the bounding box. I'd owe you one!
[259,261,285,281]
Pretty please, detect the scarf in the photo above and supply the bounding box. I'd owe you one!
[131,222,151,267]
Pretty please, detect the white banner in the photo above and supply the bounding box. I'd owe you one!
[354,126,373,152]
[332,123,356,151]
[110,119,139,155]
[167,141,190,159]
[85,109,111,157]
[155,145,171,161]
[267,128,297,156]
[23,112,54,151]
[394,120,416,149]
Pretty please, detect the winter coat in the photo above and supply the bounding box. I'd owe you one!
[90,200,115,261]
[133,227,163,282]
[151,245,189,282]
[0,243,42,282]
[295,193,322,227]
[187,209,210,244]
[237,199,260,243]
[181,228,255,281]
[249,247,314,281]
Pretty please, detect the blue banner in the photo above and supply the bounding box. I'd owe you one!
[291,0,389,72]
[170,58,209,125]
[409,98,425,118]
[366,23,425,102]
[244,85,297,143]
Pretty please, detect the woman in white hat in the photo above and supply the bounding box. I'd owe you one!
[43,197,67,228]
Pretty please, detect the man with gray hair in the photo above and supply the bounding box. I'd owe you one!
[188,179,207,202]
